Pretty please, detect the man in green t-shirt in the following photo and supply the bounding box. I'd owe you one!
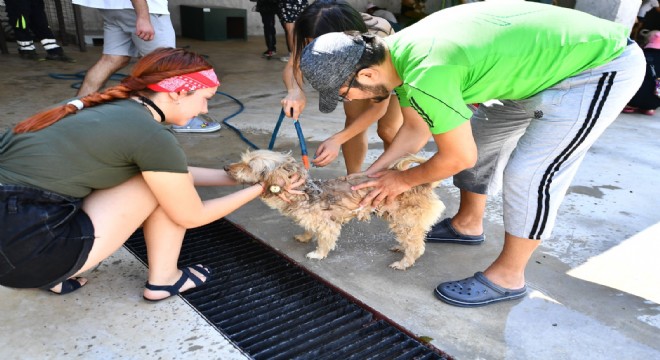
[299,1,645,307]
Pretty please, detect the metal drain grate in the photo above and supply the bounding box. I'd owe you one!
[125,219,450,360]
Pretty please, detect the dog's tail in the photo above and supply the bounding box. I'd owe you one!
[390,154,441,188]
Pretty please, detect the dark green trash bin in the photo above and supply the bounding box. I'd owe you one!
[180,5,247,41]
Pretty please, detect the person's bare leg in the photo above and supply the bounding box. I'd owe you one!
[76,175,159,275]
[62,174,209,298]
[341,130,368,174]
[46,175,161,293]
[376,95,403,151]
[451,189,487,236]
[284,22,295,56]
[77,54,131,97]
[342,100,371,174]
[482,233,540,289]
[141,206,209,300]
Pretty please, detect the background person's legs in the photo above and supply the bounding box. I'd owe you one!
[278,0,307,62]
[260,11,277,55]
[280,18,290,54]
[76,9,138,96]
[26,0,72,61]
[282,22,295,61]
[77,54,131,96]
[5,0,72,61]
[129,13,175,55]
[5,0,39,59]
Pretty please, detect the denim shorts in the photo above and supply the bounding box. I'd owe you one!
[0,184,95,289]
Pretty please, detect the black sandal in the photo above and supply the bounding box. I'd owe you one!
[143,264,211,302]
[49,277,85,295]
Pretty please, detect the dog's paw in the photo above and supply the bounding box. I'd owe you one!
[294,234,313,243]
[389,260,413,270]
[305,251,327,260]
[389,245,404,253]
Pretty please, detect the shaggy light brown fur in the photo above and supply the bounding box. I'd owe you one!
[224,150,445,270]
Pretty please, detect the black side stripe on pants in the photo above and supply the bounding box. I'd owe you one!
[528,71,617,239]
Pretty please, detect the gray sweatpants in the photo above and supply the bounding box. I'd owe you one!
[454,42,645,240]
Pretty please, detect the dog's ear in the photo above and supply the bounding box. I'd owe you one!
[284,153,306,175]
[281,162,298,176]
[241,148,253,162]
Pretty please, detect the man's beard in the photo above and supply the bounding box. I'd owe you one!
[354,80,390,103]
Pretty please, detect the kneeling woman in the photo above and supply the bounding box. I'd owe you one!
[0,48,296,301]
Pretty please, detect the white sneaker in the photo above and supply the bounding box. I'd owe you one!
[279,54,290,62]
[172,114,221,133]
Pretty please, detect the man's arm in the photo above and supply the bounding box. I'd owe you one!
[356,107,477,206]
[365,106,432,174]
[131,0,154,41]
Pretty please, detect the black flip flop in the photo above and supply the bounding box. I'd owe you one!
[143,264,212,302]
[425,218,485,245]
[49,277,85,295]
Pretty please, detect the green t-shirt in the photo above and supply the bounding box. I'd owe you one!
[0,99,188,198]
[385,1,630,134]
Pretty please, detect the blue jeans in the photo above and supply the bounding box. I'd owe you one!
[0,185,94,289]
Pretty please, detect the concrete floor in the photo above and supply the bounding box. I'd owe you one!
[0,37,659,360]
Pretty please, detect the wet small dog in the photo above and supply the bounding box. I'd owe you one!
[224,150,444,270]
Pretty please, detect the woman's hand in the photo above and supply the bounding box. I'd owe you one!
[285,173,306,194]
[281,89,307,120]
[274,173,307,203]
[312,138,342,167]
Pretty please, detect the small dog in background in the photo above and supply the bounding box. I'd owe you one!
[224,150,445,270]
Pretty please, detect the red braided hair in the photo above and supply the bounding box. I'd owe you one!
[13,47,214,134]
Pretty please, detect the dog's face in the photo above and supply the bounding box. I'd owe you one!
[225,150,303,188]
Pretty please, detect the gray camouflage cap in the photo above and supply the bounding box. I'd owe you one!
[300,32,366,113]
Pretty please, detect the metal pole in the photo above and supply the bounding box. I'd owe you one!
[72,3,86,51]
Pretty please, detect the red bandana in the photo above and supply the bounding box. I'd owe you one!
[147,69,220,92]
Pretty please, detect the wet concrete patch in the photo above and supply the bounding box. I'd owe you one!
[567,184,622,199]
